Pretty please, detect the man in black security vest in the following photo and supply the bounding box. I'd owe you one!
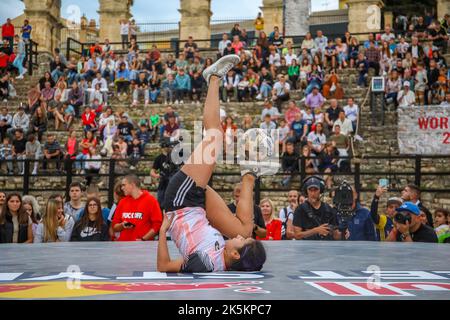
[293,176,348,240]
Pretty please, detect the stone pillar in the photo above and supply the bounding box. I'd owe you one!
[285,0,310,36]
[79,15,88,43]
[384,10,393,28]
[261,0,284,35]
[347,0,384,41]
[98,0,132,44]
[437,0,450,20]
[179,0,211,48]
[23,0,63,54]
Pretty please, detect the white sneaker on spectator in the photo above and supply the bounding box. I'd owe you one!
[227,97,230,103]
[202,54,240,84]
[2,99,7,103]
[32,169,37,175]
[256,93,262,100]
[300,97,306,103]
[164,100,168,105]
[130,165,136,170]
[180,100,184,104]
[21,68,27,76]
[144,100,150,107]
[175,100,179,105]
[354,134,364,142]
[16,75,24,80]
[196,100,200,105]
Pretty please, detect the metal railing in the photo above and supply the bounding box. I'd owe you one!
[0,155,448,207]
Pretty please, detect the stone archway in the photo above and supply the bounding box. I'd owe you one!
[21,0,284,53]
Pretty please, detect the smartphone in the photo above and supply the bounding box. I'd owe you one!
[124,222,135,228]
[379,178,389,188]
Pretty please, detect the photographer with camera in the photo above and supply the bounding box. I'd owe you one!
[387,202,438,243]
[151,140,181,210]
[293,176,348,240]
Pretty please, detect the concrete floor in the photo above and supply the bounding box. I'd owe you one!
[0,241,449,300]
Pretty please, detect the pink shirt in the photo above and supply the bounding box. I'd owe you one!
[285,107,302,125]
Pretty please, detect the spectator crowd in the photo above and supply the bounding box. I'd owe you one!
[0,10,449,245]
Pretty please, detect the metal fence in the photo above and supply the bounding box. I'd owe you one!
[0,155,448,208]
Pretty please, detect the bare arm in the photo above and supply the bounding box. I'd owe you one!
[157,213,183,272]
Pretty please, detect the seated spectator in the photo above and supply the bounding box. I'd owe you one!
[241,114,254,131]
[63,129,79,170]
[68,81,84,118]
[261,100,280,122]
[148,109,160,142]
[324,99,343,133]
[11,128,26,175]
[54,80,69,104]
[115,62,131,96]
[149,74,161,104]
[161,73,177,105]
[307,122,326,156]
[287,111,308,146]
[222,116,238,156]
[81,106,97,132]
[333,110,353,136]
[0,193,33,243]
[322,68,344,99]
[118,114,134,142]
[260,114,276,131]
[257,67,273,100]
[62,102,75,130]
[397,81,416,107]
[90,72,108,104]
[222,69,239,103]
[355,52,369,87]
[42,133,63,172]
[190,72,204,104]
[0,136,13,174]
[385,70,402,105]
[34,198,74,243]
[257,198,282,240]
[70,197,110,241]
[131,71,149,107]
[162,114,179,142]
[29,106,47,142]
[347,37,360,68]
[278,118,290,151]
[0,106,11,141]
[288,59,300,89]
[174,68,191,104]
[50,54,66,82]
[75,130,97,174]
[365,41,381,75]
[319,142,339,189]
[24,133,41,175]
[128,137,142,170]
[343,98,359,132]
[8,106,29,137]
[301,32,316,53]
[280,141,299,187]
[304,64,324,95]
[272,75,290,110]
[84,147,101,186]
[415,62,428,105]
[329,124,350,170]
[324,39,337,69]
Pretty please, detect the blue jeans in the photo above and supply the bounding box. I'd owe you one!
[67,71,78,85]
[13,54,25,75]
[150,89,160,103]
[75,154,86,170]
[260,83,272,98]
[358,72,366,87]
[305,80,322,95]
[51,69,64,82]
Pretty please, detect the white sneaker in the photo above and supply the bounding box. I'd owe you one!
[164,101,168,105]
[354,134,364,142]
[202,54,240,84]
[175,100,179,105]
[32,170,37,175]
[180,100,184,104]
[256,93,262,100]
[16,75,24,80]
[227,97,230,103]
[196,100,200,105]
[21,68,27,76]
[129,165,136,170]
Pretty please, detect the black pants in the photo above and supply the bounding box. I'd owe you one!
[43,154,62,170]
[86,168,100,186]
[368,61,380,76]
[176,89,189,101]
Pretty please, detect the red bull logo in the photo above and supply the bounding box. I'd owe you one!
[0,281,269,299]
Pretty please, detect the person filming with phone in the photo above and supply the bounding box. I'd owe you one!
[387,202,438,243]
[112,175,163,241]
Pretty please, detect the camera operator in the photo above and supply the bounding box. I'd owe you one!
[293,176,348,240]
[387,202,438,243]
[150,140,181,210]
[370,185,403,241]
[343,186,376,241]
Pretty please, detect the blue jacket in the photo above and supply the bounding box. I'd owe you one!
[116,69,130,81]
[175,74,191,90]
[345,203,377,241]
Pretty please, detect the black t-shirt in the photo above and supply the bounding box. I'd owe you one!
[395,223,438,243]
[152,153,171,189]
[415,23,428,33]
[293,201,338,240]
[142,59,153,72]
[429,27,447,45]
[12,138,26,154]
[326,107,343,124]
[135,78,148,88]
[118,122,134,137]
[227,202,266,239]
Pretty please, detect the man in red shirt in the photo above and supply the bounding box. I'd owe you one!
[112,175,162,241]
[2,19,15,52]
[81,106,97,132]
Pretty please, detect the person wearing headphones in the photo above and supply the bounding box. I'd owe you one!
[292,176,349,240]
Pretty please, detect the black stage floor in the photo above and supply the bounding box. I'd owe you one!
[0,241,449,300]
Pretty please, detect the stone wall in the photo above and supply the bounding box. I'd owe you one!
[285,0,310,36]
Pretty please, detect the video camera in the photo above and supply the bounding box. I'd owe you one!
[394,211,412,225]
[332,180,355,240]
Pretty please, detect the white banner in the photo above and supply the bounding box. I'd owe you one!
[398,105,450,155]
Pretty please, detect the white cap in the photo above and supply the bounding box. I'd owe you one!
[403,81,410,87]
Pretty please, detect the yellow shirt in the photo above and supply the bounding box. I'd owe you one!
[255,18,264,31]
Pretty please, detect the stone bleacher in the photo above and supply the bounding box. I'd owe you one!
[3,58,450,212]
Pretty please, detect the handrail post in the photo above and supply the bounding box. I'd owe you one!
[27,42,32,76]
[354,162,361,194]
[23,159,30,195]
[65,158,73,200]
[254,177,261,205]
[107,159,116,208]
[299,156,306,185]
[415,155,422,187]
[66,37,71,61]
